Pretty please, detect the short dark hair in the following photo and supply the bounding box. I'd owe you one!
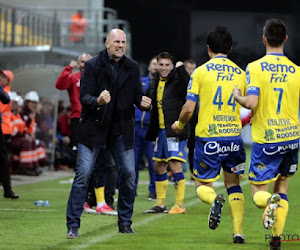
[184,59,196,65]
[263,18,286,47]
[206,26,232,54]
[156,52,174,64]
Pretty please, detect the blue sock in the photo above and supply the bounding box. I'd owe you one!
[227,185,242,195]
[278,193,288,201]
[156,172,168,181]
[172,172,185,182]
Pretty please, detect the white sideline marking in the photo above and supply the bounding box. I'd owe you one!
[137,179,226,186]
[0,208,56,212]
[59,178,74,184]
[74,180,248,249]
[74,215,165,249]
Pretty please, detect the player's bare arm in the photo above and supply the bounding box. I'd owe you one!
[171,100,196,134]
[233,84,258,110]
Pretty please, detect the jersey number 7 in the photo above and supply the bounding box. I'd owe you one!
[274,88,283,114]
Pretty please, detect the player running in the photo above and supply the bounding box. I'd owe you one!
[233,18,300,250]
[172,26,246,244]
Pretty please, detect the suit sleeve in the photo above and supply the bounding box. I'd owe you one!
[0,85,10,104]
[79,61,99,109]
[134,67,150,111]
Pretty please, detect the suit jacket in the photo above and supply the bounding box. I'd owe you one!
[0,85,10,125]
[77,49,146,150]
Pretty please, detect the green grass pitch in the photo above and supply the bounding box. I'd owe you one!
[0,146,299,249]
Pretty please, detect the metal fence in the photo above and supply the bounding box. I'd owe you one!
[0,3,56,47]
[0,4,131,55]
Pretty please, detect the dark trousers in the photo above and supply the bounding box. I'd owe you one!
[67,136,135,229]
[134,124,155,194]
[90,150,118,210]
[188,105,198,175]
[97,138,135,226]
[188,137,195,174]
[0,129,11,193]
[70,118,80,148]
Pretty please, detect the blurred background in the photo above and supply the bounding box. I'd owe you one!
[0,0,298,168]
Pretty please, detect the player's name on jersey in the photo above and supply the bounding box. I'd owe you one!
[267,118,292,126]
[213,115,236,122]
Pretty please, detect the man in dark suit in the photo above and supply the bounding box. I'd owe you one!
[66,28,152,238]
[0,70,18,199]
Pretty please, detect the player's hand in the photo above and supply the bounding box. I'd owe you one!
[171,121,183,134]
[69,60,78,68]
[62,136,71,145]
[140,96,152,110]
[175,61,184,68]
[97,90,111,105]
[232,84,242,99]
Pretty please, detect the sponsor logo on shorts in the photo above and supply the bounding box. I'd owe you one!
[200,161,208,169]
[262,142,299,155]
[257,163,266,171]
[231,163,245,173]
[289,164,297,173]
[249,172,256,178]
[204,141,240,155]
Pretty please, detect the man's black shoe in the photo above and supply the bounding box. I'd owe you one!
[4,190,19,199]
[270,236,281,250]
[67,227,79,239]
[144,205,167,213]
[118,225,135,234]
[233,234,245,244]
[147,192,157,201]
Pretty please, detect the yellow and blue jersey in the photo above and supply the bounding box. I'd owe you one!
[186,56,246,139]
[246,53,300,144]
[157,78,166,129]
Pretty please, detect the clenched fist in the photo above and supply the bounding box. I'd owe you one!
[171,121,183,134]
[97,89,111,105]
[140,96,152,110]
[69,60,78,68]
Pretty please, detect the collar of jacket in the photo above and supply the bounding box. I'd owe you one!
[97,49,129,69]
